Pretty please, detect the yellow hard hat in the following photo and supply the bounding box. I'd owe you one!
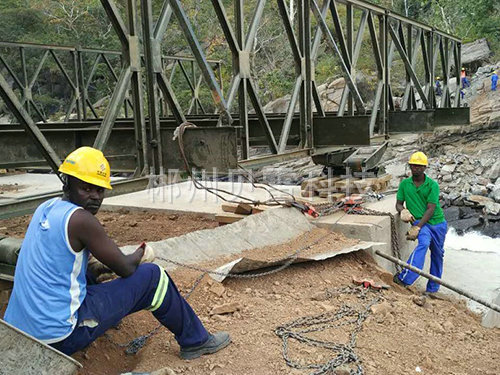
[409,151,428,166]
[59,147,112,189]
[461,67,465,70]
[436,76,440,80]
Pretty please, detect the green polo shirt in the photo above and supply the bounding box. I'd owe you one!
[396,175,445,225]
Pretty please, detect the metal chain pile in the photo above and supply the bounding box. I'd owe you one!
[275,285,382,375]
[106,233,331,354]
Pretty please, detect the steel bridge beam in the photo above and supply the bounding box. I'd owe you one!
[0,73,61,176]
[0,0,467,178]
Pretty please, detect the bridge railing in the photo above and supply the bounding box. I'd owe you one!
[0,0,466,178]
[0,41,222,123]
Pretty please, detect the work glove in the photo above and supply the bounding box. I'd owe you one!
[88,255,114,283]
[140,243,156,264]
[406,225,421,241]
[400,209,415,223]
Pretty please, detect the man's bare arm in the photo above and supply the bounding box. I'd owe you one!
[396,199,405,213]
[68,209,144,277]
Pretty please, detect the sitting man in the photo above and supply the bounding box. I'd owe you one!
[3,146,230,359]
[393,151,448,295]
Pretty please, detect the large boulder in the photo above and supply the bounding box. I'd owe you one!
[461,38,492,70]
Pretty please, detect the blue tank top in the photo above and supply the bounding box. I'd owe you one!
[4,198,88,343]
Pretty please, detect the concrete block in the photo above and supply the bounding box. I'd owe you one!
[300,177,325,190]
[120,207,315,271]
[482,293,500,328]
[0,319,81,374]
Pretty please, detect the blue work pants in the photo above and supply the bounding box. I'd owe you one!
[397,221,448,292]
[492,79,498,91]
[51,263,208,355]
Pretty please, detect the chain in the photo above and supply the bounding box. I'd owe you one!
[275,285,382,375]
[106,233,332,354]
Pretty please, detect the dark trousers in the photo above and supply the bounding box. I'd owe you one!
[51,263,208,355]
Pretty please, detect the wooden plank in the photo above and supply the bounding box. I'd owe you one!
[377,174,392,184]
[215,212,246,224]
[300,176,325,190]
[301,190,317,197]
[316,177,342,189]
[221,203,255,215]
[234,203,253,215]
[221,203,239,213]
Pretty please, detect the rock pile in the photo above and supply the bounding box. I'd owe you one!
[379,122,500,237]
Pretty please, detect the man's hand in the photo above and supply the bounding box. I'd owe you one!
[400,209,415,223]
[406,226,420,241]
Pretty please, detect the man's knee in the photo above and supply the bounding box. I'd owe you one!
[130,263,166,288]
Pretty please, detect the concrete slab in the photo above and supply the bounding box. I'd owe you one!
[211,241,383,282]
[0,173,62,201]
[0,173,123,201]
[482,293,500,328]
[0,319,81,374]
[120,207,315,270]
[103,180,301,216]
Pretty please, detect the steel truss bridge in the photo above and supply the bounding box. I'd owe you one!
[0,0,469,192]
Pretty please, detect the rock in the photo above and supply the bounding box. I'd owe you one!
[474,167,484,175]
[412,296,426,307]
[442,164,456,173]
[459,206,478,219]
[482,221,500,237]
[488,160,500,181]
[328,77,345,89]
[470,185,488,196]
[210,302,241,315]
[442,174,453,182]
[334,366,351,375]
[209,282,225,297]
[263,94,292,113]
[151,367,176,375]
[442,320,455,331]
[491,187,500,203]
[449,217,482,233]
[370,302,391,315]
[311,291,329,301]
[428,321,445,334]
[467,194,493,206]
[484,201,500,215]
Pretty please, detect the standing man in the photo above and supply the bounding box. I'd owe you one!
[435,77,442,97]
[492,71,498,91]
[393,152,448,295]
[461,67,470,88]
[3,147,231,358]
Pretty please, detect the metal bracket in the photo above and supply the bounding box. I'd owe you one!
[128,36,141,72]
[23,88,32,101]
[239,51,251,79]
[151,38,163,73]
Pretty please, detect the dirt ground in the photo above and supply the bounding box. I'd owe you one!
[74,250,500,375]
[1,211,499,375]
